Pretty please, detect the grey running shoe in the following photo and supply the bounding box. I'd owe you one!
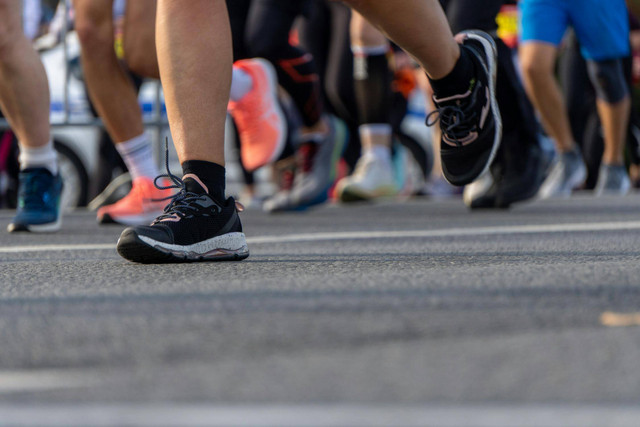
[264,116,346,212]
[537,148,586,199]
[595,164,631,196]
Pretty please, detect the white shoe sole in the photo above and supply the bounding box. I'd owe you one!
[137,232,249,261]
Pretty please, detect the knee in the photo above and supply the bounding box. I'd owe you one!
[587,59,629,104]
[122,0,158,78]
[350,13,386,47]
[519,53,552,82]
[123,42,159,79]
[74,7,113,55]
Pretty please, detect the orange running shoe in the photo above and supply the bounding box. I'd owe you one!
[97,177,173,226]
[228,58,287,172]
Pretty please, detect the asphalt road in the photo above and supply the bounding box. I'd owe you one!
[2,195,640,426]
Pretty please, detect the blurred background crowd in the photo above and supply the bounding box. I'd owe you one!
[2,0,639,225]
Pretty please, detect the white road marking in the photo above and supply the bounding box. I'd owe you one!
[0,369,97,393]
[247,220,640,244]
[0,404,638,426]
[2,220,640,254]
[0,244,114,254]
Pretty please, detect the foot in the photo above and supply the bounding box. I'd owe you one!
[538,148,587,199]
[97,176,174,226]
[428,30,502,186]
[595,164,631,196]
[264,116,347,212]
[496,143,551,207]
[116,174,249,263]
[336,153,396,202]
[8,168,63,233]
[465,142,551,209]
[228,58,287,172]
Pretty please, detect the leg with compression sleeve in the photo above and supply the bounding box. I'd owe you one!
[587,58,631,167]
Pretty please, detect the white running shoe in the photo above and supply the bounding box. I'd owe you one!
[537,148,586,199]
[336,153,397,202]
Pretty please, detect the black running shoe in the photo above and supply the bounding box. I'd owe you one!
[427,30,502,186]
[116,172,249,264]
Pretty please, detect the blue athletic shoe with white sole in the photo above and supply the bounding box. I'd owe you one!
[8,167,63,233]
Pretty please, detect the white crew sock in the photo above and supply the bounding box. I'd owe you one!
[359,124,392,163]
[115,133,159,181]
[19,139,58,175]
[229,67,253,102]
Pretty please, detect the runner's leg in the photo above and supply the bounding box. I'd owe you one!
[0,0,61,232]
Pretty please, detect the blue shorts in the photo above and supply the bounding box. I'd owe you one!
[519,0,630,60]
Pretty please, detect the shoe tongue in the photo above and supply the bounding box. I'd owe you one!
[182,174,209,195]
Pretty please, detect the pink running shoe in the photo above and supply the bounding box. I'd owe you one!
[97,177,173,226]
[228,58,287,172]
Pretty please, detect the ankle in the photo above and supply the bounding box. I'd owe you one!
[428,45,476,98]
[181,160,226,202]
[19,139,58,175]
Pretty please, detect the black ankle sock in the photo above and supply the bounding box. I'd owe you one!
[428,45,476,98]
[181,160,226,202]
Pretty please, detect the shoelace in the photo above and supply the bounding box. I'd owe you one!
[426,86,479,147]
[151,140,219,224]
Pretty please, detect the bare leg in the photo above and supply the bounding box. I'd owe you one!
[116,0,248,263]
[519,42,575,152]
[340,0,459,79]
[0,0,50,149]
[156,0,231,165]
[74,0,144,143]
[2,0,63,233]
[598,97,630,165]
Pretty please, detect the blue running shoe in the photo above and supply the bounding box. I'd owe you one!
[8,168,63,233]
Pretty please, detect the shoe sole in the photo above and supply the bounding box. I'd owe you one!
[7,204,63,233]
[116,229,250,264]
[338,185,397,203]
[445,30,502,186]
[7,216,62,233]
